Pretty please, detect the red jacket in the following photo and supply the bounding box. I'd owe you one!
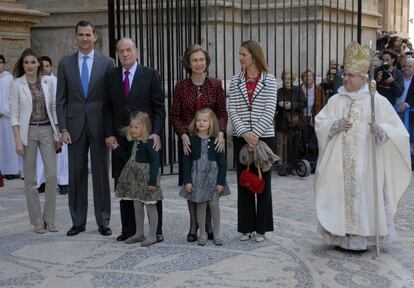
[170,76,228,136]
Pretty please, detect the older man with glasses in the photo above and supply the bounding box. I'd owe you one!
[396,57,414,113]
[314,41,411,252]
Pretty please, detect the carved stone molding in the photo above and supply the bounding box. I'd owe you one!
[0,0,48,70]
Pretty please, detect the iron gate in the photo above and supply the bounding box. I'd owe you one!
[107,0,364,175]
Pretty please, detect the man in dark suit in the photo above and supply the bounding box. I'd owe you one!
[397,57,414,112]
[397,57,414,148]
[103,37,165,242]
[56,20,114,236]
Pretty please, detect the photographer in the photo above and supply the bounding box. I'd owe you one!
[375,49,404,105]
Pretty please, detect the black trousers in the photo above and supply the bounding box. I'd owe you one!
[233,136,274,235]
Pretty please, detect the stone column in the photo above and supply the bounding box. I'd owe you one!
[379,0,410,37]
[0,0,48,71]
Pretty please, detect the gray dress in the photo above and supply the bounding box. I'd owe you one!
[115,141,163,203]
[179,138,230,203]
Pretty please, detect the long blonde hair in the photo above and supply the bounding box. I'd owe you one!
[188,108,219,138]
[124,111,152,142]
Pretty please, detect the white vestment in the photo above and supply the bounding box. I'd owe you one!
[35,73,68,187]
[314,84,411,249]
[36,144,69,187]
[0,71,21,175]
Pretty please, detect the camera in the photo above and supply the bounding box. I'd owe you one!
[381,62,391,80]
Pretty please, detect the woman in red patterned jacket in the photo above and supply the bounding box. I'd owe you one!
[170,44,228,242]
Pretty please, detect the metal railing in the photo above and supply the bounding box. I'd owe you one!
[108,0,363,174]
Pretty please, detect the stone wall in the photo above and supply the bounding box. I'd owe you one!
[201,2,381,80]
[14,1,384,75]
[0,0,47,71]
[17,0,108,73]
[10,0,410,168]
[14,1,410,74]
[379,0,410,36]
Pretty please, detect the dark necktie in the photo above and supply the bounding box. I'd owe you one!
[123,70,130,96]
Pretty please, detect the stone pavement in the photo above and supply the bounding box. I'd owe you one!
[0,171,413,288]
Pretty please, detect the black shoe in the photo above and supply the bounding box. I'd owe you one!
[4,174,20,180]
[98,225,112,236]
[116,233,130,241]
[67,225,85,236]
[156,234,164,243]
[187,233,197,242]
[334,246,368,254]
[207,232,214,240]
[37,183,45,193]
[59,185,68,195]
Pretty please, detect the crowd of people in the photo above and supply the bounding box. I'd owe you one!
[374,30,414,146]
[0,20,412,252]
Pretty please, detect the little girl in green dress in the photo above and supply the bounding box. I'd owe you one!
[114,111,162,247]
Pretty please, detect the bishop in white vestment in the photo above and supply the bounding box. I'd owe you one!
[314,42,412,251]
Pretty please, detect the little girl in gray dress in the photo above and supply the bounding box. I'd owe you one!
[115,112,162,247]
[179,108,230,246]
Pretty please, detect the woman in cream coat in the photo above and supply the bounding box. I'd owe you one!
[10,48,60,234]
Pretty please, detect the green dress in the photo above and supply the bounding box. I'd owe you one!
[115,140,163,203]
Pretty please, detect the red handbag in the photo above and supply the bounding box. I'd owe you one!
[239,164,265,194]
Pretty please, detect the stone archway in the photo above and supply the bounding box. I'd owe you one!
[0,0,47,71]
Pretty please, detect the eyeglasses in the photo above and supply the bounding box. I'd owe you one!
[342,72,361,78]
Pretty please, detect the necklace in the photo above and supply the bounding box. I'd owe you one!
[26,77,38,84]
[192,76,205,111]
[27,79,39,85]
[246,78,256,84]
[245,72,260,83]
[245,73,260,92]
[191,75,206,86]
